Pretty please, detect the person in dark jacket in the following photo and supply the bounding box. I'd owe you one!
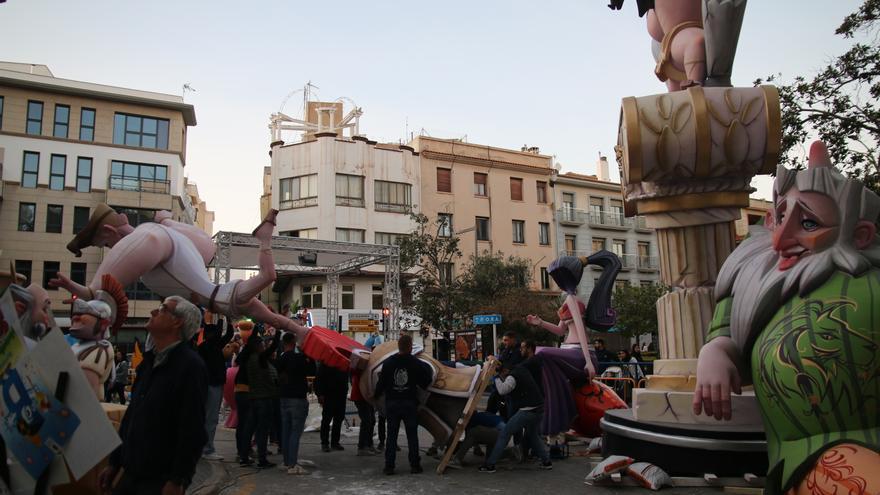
[100,296,207,495]
[487,332,523,416]
[233,330,257,466]
[375,334,432,475]
[479,357,552,473]
[108,350,130,405]
[315,360,349,452]
[197,317,233,460]
[276,331,316,474]
[245,329,280,469]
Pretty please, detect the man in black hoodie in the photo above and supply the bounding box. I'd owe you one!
[376,334,433,475]
[197,318,233,461]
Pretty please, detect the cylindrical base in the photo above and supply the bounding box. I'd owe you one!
[601,409,768,476]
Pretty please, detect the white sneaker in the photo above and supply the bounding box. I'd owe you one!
[287,465,309,475]
[203,453,223,461]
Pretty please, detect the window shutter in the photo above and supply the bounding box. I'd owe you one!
[437,168,451,192]
[510,178,523,200]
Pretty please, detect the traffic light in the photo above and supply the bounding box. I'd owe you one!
[382,307,390,317]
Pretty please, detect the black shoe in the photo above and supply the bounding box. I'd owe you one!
[331,444,345,451]
[239,458,253,467]
[411,465,423,474]
[377,443,385,452]
[256,460,276,469]
[322,445,331,453]
[539,460,553,470]
[384,465,395,475]
[478,464,496,473]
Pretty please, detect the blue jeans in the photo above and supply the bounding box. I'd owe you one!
[486,408,548,466]
[203,385,223,454]
[385,399,420,468]
[280,398,309,466]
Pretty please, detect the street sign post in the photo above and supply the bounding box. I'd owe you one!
[472,314,502,355]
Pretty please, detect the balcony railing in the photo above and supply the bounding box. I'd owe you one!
[558,207,585,225]
[109,175,170,194]
[280,196,318,209]
[589,209,632,229]
[634,215,650,230]
[638,255,659,270]
[375,202,412,214]
[337,197,365,208]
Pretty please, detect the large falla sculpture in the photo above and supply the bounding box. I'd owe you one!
[608,0,879,492]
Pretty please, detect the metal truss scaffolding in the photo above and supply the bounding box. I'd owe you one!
[211,231,401,336]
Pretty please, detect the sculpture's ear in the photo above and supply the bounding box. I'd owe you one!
[853,220,877,250]
[764,210,776,231]
[14,300,26,317]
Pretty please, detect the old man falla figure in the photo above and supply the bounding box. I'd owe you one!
[693,141,879,494]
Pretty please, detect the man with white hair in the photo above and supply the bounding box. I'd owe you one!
[693,141,879,495]
[100,296,208,495]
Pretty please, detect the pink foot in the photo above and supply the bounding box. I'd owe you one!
[252,209,278,241]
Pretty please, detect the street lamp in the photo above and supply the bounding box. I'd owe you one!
[454,225,478,260]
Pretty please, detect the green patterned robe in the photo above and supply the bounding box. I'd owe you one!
[707,269,880,494]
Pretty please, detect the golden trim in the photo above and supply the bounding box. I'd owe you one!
[688,87,711,178]
[760,85,782,175]
[636,191,750,214]
[621,97,643,183]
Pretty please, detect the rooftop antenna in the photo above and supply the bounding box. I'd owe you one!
[182,83,196,99]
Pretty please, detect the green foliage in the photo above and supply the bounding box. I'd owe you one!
[611,283,667,339]
[755,0,879,194]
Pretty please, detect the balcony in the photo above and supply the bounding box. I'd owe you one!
[558,207,585,226]
[109,175,170,194]
[107,175,172,210]
[638,255,659,271]
[588,209,632,230]
[375,202,412,214]
[619,254,637,270]
[280,196,318,210]
[634,215,651,231]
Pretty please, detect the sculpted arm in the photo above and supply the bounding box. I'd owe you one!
[565,294,596,379]
[693,297,744,421]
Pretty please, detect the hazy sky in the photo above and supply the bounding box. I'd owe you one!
[0,1,863,232]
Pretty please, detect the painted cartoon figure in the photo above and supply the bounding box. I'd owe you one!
[693,141,880,494]
[526,251,623,436]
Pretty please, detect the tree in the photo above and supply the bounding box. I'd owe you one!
[756,0,879,193]
[611,283,666,340]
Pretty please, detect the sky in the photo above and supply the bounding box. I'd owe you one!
[0,0,864,232]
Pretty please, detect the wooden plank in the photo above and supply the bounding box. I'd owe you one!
[436,360,498,474]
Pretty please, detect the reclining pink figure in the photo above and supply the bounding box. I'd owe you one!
[50,204,310,343]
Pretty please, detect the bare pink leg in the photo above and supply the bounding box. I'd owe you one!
[673,28,706,85]
[235,210,278,303]
[91,226,174,291]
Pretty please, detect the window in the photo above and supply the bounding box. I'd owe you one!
[638,241,652,268]
[615,280,629,292]
[474,173,487,196]
[50,155,66,190]
[18,203,35,231]
[592,237,606,253]
[110,161,168,193]
[76,157,92,192]
[438,213,453,237]
[42,262,60,291]
[510,178,523,201]
[564,234,577,254]
[512,220,525,244]
[46,205,63,233]
[610,199,625,226]
[0,96,4,130]
[70,262,87,286]
[53,104,69,138]
[113,112,169,149]
[590,196,604,223]
[375,232,407,245]
[536,181,547,204]
[279,174,318,209]
[73,207,90,233]
[15,260,32,285]
[437,168,451,193]
[336,174,364,207]
[374,180,412,213]
[372,284,384,310]
[336,228,365,243]
[539,222,550,245]
[302,284,323,308]
[125,279,162,301]
[21,152,39,188]
[476,217,490,241]
[747,214,763,225]
[27,100,43,135]
[439,263,454,285]
[561,192,576,222]
[80,108,96,141]
[342,285,355,310]
[540,267,551,290]
[280,228,317,239]
[612,239,626,257]
[112,206,157,227]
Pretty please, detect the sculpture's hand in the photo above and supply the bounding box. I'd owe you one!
[693,337,742,421]
[525,314,541,326]
[153,210,173,223]
[584,362,596,381]
[48,271,73,292]
[98,465,118,494]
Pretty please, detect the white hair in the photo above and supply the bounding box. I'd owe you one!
[165,296,202,341]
